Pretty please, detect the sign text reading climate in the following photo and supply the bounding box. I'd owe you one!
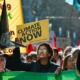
[18,22,42,44]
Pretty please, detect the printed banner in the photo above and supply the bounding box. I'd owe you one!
[0,70,80,80]
[16,19,49,46]
[0,0,24,41]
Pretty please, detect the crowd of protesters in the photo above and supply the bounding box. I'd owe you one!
[0,42,80,75]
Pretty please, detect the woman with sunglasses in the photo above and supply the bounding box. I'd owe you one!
[6,43,60,74]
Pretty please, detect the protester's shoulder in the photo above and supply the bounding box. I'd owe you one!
[50,61,59,67]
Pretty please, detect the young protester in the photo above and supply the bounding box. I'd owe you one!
[6,43,61,74]
[63,54,75,71]
[51,48,61,66]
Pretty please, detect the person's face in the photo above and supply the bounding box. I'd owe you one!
[37,46,50,59]
[66,57,74,70]
[0,56,6,72]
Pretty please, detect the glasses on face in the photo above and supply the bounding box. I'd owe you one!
[38,49,47,53]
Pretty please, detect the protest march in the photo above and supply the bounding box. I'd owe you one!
[0,0,80,80]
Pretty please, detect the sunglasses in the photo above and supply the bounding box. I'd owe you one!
[38,49,47,53]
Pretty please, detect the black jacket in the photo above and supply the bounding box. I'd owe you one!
[6,47,58,73]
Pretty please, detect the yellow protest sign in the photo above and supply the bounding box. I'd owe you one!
[0,0,24,41]
[17,19,49,46]
[1,47,15,55]
[1,47,27,55]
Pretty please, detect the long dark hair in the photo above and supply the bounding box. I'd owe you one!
[63,55,71,70]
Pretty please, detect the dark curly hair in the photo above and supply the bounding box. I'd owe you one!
[37,43,53,59]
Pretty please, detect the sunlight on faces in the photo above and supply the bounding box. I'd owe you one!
[37,46,50,59]
[0,56,6,72]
